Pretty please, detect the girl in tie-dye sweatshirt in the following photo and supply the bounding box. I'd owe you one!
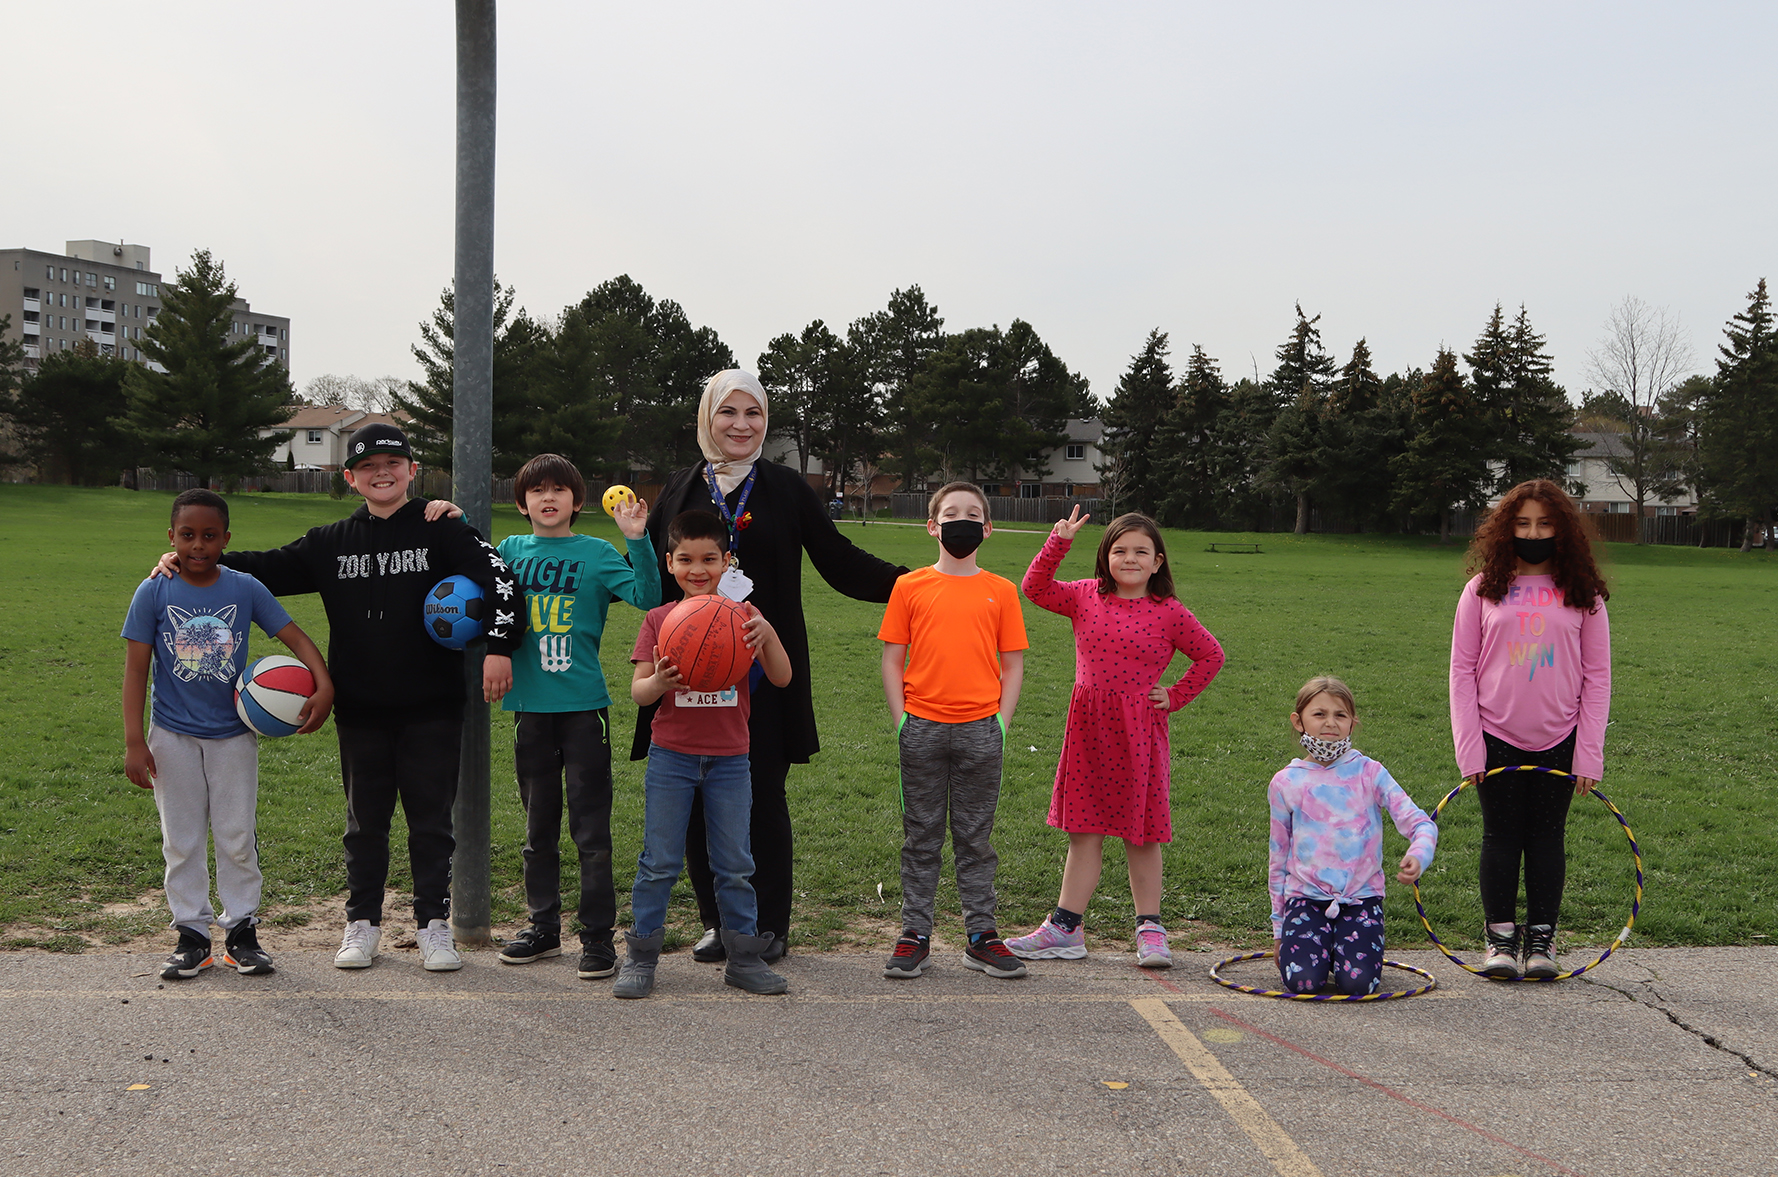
[1268,676,1438,995]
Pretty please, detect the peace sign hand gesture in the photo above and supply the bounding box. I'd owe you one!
[1052,505,1090,541]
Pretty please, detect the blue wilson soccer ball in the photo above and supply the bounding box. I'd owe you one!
[424,575,486,649]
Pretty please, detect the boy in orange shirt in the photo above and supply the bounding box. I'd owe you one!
[878,482,1028,979]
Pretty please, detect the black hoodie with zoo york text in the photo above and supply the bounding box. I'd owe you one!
[219,498,518,724]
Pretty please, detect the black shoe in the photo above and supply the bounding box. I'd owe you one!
[161,928,213,980]
[691,925,726,963]
[760,934,787,964]
[498,925,563,964]
[577,939,617,979]
[223,923,274,975]
[882,933,930,979]
[963,933,1028,979]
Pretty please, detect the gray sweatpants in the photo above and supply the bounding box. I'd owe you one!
[897,713,1004,937]
[148,727,261,935]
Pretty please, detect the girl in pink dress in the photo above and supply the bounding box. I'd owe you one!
[1006,510,1224,967]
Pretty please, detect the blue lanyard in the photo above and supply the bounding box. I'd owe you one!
[703,463,758,560]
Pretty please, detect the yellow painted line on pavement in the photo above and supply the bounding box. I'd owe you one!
[1131,997,1325,1177]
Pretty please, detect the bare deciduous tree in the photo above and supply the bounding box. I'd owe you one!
[302,373,405,415]
[1582,297,1696,541]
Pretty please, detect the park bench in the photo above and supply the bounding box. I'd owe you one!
[1206,542,1262,554]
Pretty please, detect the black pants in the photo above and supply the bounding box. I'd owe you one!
[686,748,791,941]
[513,709,615,942]
[1477,728,1577,927]
[336,713,463,926]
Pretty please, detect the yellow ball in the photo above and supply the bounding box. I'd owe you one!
[602,484,637,517]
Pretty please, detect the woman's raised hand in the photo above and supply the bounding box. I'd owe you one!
[1052,505,1090,540]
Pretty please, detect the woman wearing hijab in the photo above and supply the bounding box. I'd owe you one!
[636,370,906,962]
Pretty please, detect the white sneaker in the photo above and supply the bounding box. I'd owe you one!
[417,919,463,972]
[335,919,381,969]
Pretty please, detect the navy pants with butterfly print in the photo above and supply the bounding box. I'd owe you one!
[1276,895,1386,995]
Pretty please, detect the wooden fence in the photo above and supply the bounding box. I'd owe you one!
[889,493,1103,525]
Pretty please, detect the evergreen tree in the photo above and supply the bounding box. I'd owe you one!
[1260,305,1337,533]
[122,250,293,489]
[1698,279,1778,550]
[848,286,945,492]
[1391,347,1491,541]
[7,341,141,484]
[910,320,1087,484]
[0,314,26,467]
[1502,306,1583,488]
[395,280,547,477]
[1099,329,1175,516]
[1318,339,1409,531]
[546,275,734,480]
[1153,345,1230,527]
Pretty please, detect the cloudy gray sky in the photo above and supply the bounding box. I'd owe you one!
[7,3,1773,403]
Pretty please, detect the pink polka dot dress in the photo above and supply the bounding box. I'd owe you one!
[1022,533,1225,843]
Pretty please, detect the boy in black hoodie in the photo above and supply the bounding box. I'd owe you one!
[153,425,518,971]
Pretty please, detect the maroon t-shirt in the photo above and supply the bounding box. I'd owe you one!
[633,602,753,757]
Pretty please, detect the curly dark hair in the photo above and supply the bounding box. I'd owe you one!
[1465,479,1608,611]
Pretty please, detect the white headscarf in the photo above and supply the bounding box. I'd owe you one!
[697,369,769,493]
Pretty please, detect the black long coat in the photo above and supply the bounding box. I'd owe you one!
[630,461,906,764]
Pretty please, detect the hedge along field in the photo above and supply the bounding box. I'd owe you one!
[0,483,1772,955]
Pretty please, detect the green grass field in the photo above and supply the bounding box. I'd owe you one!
[1,483,1773,955]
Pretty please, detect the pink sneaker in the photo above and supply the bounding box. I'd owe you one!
[1006,917,1086,960]
[1135,921,1172,969]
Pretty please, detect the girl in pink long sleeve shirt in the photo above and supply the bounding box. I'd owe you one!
[1450,480,1611,980]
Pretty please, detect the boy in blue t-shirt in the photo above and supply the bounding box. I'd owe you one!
[484,454,659,978]
[122,489,334,981]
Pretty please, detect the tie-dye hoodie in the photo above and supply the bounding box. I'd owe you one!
[1267,749,1438,939]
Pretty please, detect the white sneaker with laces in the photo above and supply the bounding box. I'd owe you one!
[335,919,381,969]
[417,919,463,972]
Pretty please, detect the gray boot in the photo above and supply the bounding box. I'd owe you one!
[612,930,664,999]
[722,930,788,995]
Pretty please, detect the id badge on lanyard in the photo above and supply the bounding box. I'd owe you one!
[705,464,757,603]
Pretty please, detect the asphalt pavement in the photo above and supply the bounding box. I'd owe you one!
[1,944,1773,1176]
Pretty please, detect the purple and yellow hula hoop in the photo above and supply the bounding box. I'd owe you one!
[1412,765,1644,982]
[1209,950,1438,1001]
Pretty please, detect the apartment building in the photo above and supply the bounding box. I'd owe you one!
[2,239,290,373]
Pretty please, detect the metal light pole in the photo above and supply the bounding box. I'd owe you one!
[450,0,496,948]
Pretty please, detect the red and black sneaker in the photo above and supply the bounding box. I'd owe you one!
[963,932,1028,979]
[882,932,931,979]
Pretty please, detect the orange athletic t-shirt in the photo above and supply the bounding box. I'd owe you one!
[878,564,1028,724]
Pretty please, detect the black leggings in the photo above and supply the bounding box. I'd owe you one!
[1477,729,1576,927]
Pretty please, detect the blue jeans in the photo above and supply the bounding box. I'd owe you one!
[630,745,758,939]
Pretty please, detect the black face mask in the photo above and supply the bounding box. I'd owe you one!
[939,519,985,559]
[1514,536,1556,565]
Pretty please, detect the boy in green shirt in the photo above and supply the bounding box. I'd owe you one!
[484,454,659,977]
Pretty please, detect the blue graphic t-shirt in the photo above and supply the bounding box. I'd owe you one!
[122,567,294,739]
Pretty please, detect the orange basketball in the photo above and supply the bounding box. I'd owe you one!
[656,595,753,692]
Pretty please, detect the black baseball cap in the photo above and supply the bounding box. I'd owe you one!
[344,423,414,469]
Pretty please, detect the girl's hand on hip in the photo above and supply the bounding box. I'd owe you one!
[1147,684,1169,710]
[1051,505,1090,540]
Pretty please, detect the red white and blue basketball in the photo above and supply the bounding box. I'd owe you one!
[235,654,316,738]
[424,574,486,649]
[656,595,753,692]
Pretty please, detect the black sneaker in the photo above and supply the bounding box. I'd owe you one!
[882,933,931,979]
[963,933,1028,979]
[223,923,275,975]
[577,939,618,979]
[498,925,563,965]
[161,928,213,980]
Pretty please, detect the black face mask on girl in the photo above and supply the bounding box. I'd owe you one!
[1514,536,1556,565]
[939,519,985,559]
